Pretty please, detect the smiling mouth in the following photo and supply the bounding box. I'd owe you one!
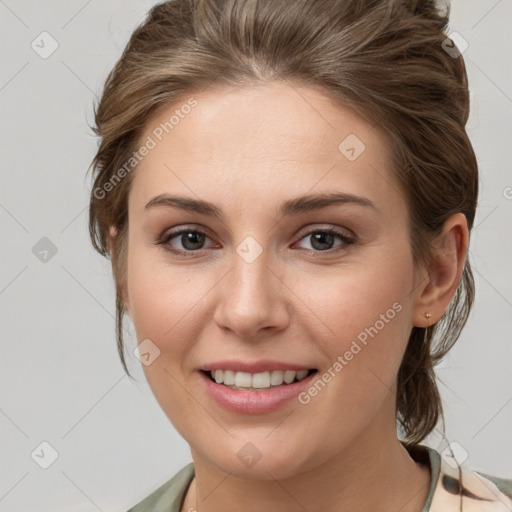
[201,369,317,391]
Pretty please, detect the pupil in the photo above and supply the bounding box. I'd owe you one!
[311,232,334,251]
[182,231,205,250]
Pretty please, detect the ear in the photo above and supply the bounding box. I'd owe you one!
[412,213,469,327]
[109,225,131,316]
[108,225,117,259]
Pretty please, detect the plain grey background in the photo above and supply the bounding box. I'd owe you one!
[1,0,511,510]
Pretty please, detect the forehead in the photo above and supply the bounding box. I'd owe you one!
[130,82,402,212]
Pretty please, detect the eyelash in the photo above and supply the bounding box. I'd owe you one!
[157,226,356,257]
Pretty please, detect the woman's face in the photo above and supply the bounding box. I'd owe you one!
[122,82,425,479]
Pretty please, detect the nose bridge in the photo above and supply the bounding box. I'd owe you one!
[230,241,275,313]
[214,237,288,336]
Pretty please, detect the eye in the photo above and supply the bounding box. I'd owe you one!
[159,227,215,255]
[294,227,355,253]
[157,225,356,256]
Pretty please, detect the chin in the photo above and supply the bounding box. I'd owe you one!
[197,437,323,482]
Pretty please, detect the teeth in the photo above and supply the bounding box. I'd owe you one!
[209,369,311,389]
[235,371,252,388]
[223,370,235,385]
[283,370,296,384]
[296,369,309,380]
[270,370,283,386]
[252,371,270,388]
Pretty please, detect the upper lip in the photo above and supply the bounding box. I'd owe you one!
[199,360,315,373]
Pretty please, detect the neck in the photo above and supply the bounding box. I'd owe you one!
[182,413,431,512]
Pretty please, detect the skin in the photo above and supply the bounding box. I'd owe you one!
[110,82,468,512]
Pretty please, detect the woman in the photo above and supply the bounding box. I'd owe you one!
[87,0,512,510]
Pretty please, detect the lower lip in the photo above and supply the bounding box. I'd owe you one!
[198,370,317,414]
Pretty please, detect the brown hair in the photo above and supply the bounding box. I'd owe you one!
[87,0,478,445]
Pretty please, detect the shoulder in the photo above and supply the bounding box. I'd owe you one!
[126,463,195,512]
[428,447,512,512]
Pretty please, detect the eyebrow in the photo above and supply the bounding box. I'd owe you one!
[144,192,376,218]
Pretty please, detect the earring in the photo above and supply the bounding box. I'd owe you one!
[425,312,432,319]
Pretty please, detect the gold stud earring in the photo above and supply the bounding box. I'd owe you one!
[425,312,432,319]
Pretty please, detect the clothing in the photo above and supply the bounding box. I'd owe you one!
[126,443,512,511]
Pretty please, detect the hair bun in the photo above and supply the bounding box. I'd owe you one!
[399,0,450,30]
[408,0,447,15]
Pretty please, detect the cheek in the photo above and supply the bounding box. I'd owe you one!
[300,248,413,340]
[125,249,208,428]
[292,255,414,433]
[126,244,204,339]
[296,244,415,393]
[125,245,220,403]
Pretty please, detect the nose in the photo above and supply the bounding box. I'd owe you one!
[213,247,291,338]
